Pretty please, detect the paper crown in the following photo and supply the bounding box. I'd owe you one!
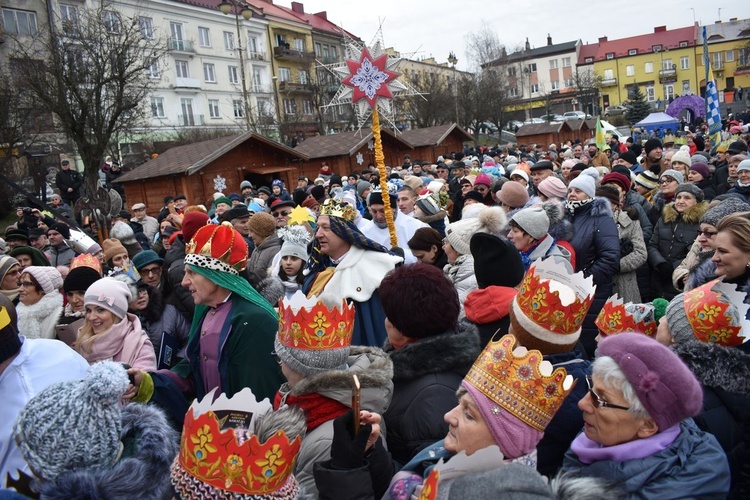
[683,279,750,346]
[512,257,596,342]
[463,334,575,432]
[595,294,657,338]
[176,388,301,496]
[277,291,355,350]
[0,307,10,331]
[185,222,248,275]
[69,253,103,276]
[318,198,357,222]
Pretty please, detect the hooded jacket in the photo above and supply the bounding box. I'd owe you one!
[16,291,63,340]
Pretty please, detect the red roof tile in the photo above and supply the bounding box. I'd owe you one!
[578,25,696,63]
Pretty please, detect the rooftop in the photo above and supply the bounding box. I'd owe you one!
[578,25,696,64]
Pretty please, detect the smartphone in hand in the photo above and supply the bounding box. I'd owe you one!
[351,374,361,434]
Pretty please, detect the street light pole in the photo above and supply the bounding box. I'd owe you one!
[220,0,252,131]
[448,52,459,126]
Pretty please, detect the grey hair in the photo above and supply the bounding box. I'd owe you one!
[592,356,650,419]
[456,385,468,399]
[254,405,307,443]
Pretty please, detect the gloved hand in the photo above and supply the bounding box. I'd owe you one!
[657,262,673,277]
[330,410,373,470]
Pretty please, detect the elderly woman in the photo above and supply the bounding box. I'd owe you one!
[728,159,750,203]
[648,169,684,225]
[16,266,64,339]
[562,333,730,498]
[507,205,572,270]
[648,183,708,300]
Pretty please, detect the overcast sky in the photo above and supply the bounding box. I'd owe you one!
[294,0,746,70]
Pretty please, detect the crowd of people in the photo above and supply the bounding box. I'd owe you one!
[1,116,749,499]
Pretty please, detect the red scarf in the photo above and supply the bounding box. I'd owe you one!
[274,391,349,432]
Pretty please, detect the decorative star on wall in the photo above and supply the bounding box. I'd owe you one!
[356,152,364,165]
[214,174,227,193]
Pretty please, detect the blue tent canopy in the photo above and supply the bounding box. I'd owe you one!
[635,112,680,137]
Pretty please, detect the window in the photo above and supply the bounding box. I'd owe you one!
[3,8,38,35]
[315,42,322,56]
[205,99,218,119]
[303,99,313,115]
[584,57,593,63]
[233,100,245,118]
[662,58,673,71]
[278,67,291,82]
[680,56,690,70]
[283,98,297,115]
[228,66,239,84]
[323,46,330,61]
[606,53,614,60]
[664,84,674,100]
[180,98,195,125]
[626,65,635,76]
[564,78,574,87]
[331,46,338,61]
[628,49,637,56]
[252,68,262,89]
[257,98,272,116]
[275,34,286,47]
[60,5,78,30]
[527,63,537,73]
[679,41,688,48]
[645,85,655,102]
[138,16,153,39]
[175,60,189,78]
[247,35,258,53]
[508,66,517,77]
[551,80,559,90]
[562,57,571,67]
[530,83,539,94]
[549,59,558,69]
[199,27,211,47]
[146,58,160,78]
[713,52,723,68]
[726,50,735,62]
[224,32,235,51]
[102,11,120,34]
[299,70,309,85]
[170,22,184,49]
[203,63,216,83]
[150,97,165,118]
[652,44,662,52]
[294,39,304,51]
[740,48,750,66]
[604,69,614,79]
[509,87,518,97]
[644,62,654,73]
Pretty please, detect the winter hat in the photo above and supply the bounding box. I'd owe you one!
[445,206,507,255]
[214,196,232,208]
[275,292,354,377]
[277,225,311,262]
[403,175,423,193]
[0,299,21,364]
[102,238,128,263]
[470,233,524,289]
[498,181,529,209]
[84,277,131,319]
[0,237,5,254]
[529,160,554,172]
[560,158,577,171]
[8,246,51,267]
[4,228,29,244]
[48,223,71,240]
[269,199,295,212]
[691,153,709,166]
[110,221,137,246]
[462,334,574,458]
[63,266,103,294]
[0,256,20,285]
[356,180,371,199]
[670,145,692,168]
[379,264,460,338]
[247,212,277,239]
[619,151,638,166]
[601,172,631,193]
[510,206,550,240]
[596,185,621,207]
[12,361,129,481]
[329,175,342,187]
[635,170,659,190]
[22,266,63,294]
[644,138,663,155]
[674,183,704,203]
[737,159,750,172]
[688,162,710,180]
[132,250,164,272]
[660,169,684,185]
[597,332,703,430]
[537,177,567,199]
[567,167,598,199]
[257,186,272,197]
[463,190,484,204]
[415,194,440,216]
[726,140,748,155]
[701,197,750,226]
[474,173,492,187]
[509,169,529,183]
[309,184,326,203]
[182,211,210,242]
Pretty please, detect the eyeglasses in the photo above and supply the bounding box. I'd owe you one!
[19,281,36,288]
[585,376,630,411]
[660,177,676,185]
[141,266,162,276]
[272,211,291,218]
[476,186,489,193]
[699,230,718,238]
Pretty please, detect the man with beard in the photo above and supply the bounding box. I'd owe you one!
[360,187,427,264]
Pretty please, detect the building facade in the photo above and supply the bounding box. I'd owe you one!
[697,18,750,111]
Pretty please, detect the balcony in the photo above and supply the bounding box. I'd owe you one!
[251,85,273,94]
[178,114,205,126]
[173,77,201,90]
[248,51,267,62]
[168,38,195,54]
[600,78,617,87]
[273,45,315,61]
[278,80,311,93]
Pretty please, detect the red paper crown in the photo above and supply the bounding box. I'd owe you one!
[277,292,355,350]
[318,198,357,222]
[463,334,575,432]
[595,294,657,338]
[178,390,301,495]
[683,279,750,346]
[185,222,248,274]
[69,253,103,276]
[418,469,440,500]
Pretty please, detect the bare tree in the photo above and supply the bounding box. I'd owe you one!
[465,24,504,71]
[402,73,453,129]
[9,2,167,195]
[573,66,602,116]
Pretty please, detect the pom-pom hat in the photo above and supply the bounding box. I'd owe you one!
[445,206,507,255]
[185,222,249,275]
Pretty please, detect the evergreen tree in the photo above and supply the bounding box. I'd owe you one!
[625,87,651,125]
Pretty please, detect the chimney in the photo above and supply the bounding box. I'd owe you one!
[547,33,552,46]
[525,37,530,51]
[291,2,304,14]
[654,26,666,33]
[314,11,327,21]
[598,36,608,43]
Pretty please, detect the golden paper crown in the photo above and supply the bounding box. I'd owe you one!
[683,279,750,346]
[178,389,301,496]
[463,334,575,431]
[318,198,357,222]
[277,292,355,350]
[513,258,596,337]
[595,294,657,338]
[69,253,103,276]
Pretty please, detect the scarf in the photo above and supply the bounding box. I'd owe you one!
[273,391,349,432]
[444,254,470,281]
[569,424,681,464]
[519,235,556,270]
[187,264,277,319]
[306,216,390,274]
[1,288,19,302]
[565,197,593,215]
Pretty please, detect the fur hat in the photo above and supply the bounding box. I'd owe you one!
[700,198,750,226]
[110,221,137,246]
[537,177,567,199]
[22,266,63,294]
[670,145,692,168]
[12,361,129,481]
[567,167,599,199]
[635,170,659,190]
[470,233,524,289]
[510,206,550,240]
[597,333,703,430]
[102,238,128,263]
[84,277,131,319]
[247,213,277,239]
[445,207,507,255]
[674,183,704,203]
[498,182,529,209]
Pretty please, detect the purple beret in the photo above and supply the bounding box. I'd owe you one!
[689,162,710,180]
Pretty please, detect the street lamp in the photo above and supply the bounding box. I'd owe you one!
[220,0,253,131]
[448,51,459,125]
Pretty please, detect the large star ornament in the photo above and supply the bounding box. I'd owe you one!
[342,48,399,109]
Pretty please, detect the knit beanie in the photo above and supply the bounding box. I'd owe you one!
[660,169,684,185]
[12,361,129,481]
[511,206,550,240]
[561,158,577,171]
[619,151,638,166]
[415,195,440,216]
[470,233,524,289]
[110,221,137,246]
[738,159,750,172]
[0,256,20,285]
[247,213,277,239]
[644,138,663,156]
[567,167,598,199]
[181,211,210,242]
[597,333,702,430]
[537,177,567,199]
[214,196,232,208]
[689,162,710,180]
[635,170,659,190]
[356,180,371,199]
[22,266,63,294]
[102,238,128,263]
[0,297,21,364]
[670,145,692,168]
[63,266,103,294]
[700,198,750,226]
[601,172,631,193]
[474,173,492,187]
[674,183,704,203]
[84,277,131,319]
[498,181,529,209]
[403,175,423,193]
[48,223,71,240]
[445,206,507,255]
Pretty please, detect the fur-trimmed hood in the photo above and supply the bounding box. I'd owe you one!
[544,200,574,241]
[38,403,179,500]
[284,346,393,414]
[662,200,709,224]
[384,321,481,381]
[672,340,750,395]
